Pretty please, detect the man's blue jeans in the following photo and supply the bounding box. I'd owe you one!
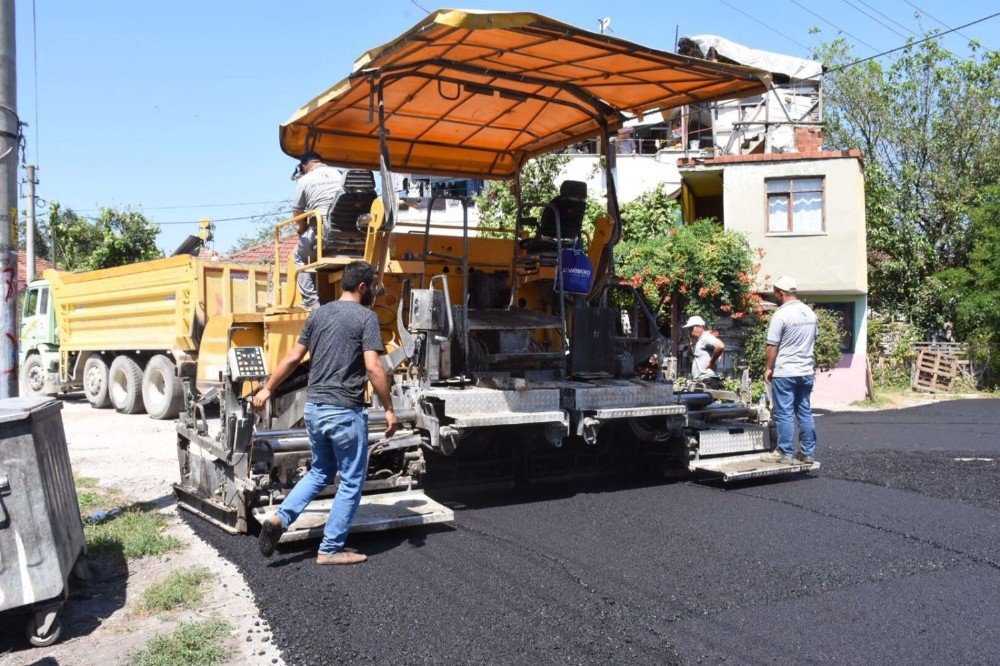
[276,403,368,554]
[771,375,816,457]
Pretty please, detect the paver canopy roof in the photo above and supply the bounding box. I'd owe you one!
[279,9,771,179]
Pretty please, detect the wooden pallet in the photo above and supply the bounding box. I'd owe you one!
[911,345,971,393]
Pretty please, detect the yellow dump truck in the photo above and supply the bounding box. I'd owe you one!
[18,255,275,419]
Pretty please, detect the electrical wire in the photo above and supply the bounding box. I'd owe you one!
[409,0,430,14]
[903,0,975,42]
[716,0,810,51]
[853,0,920,37]
[36,209,294,226]
[817,10,1000,77]
[70,198,292,213]
[787,0,879,52]
[839,0,910,39]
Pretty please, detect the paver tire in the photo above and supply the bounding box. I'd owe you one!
[21,355,48,397]
[109,356,146,414]
[83,356,112,409]
[142,354,183,420]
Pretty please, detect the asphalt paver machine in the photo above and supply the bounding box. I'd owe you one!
[174,10,816,541]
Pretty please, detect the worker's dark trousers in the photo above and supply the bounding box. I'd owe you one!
[276,403,368,553]
[771,375,816,457]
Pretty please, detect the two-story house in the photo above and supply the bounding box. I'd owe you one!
[677,148,868,403]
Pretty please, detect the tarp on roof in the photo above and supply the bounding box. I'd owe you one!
[280,9,770,179]
[678,35,823,82]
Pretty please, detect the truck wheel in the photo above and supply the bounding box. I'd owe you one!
[83,356,113,409]
[142,355,183,420]
[109,356,146,414]
[20,355,47,397]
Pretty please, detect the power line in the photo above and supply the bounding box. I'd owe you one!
[716,0,810,51]
[787,0,879,52]
[70,198,292,213]
[155,210,294,226]
[840,0,909,40]
[37,209,294,226]
[853,0,920,37]
[903,0,975,42]
[821,10,1000,76]
[409,0,430,14]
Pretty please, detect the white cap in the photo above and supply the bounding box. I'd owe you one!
[682,315,706,328]
[773,275,797,293]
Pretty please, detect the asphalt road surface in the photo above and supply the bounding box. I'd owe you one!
[189,399,1000,665]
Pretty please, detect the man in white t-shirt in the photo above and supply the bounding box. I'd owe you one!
[682,315,725,390]
[760,276,819,465]
[292,151,346,310]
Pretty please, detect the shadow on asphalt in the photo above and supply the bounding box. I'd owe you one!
[267,523,456,562]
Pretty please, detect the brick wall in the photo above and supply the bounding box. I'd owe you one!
[794,127,823,153]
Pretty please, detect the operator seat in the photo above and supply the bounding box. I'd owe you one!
[321,169,378,256]
[519,179,587,254]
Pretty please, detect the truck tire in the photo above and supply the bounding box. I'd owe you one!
[142,355,183,420]
[83,356,113,409]
[21,355,47,397]
[109,356,146,414]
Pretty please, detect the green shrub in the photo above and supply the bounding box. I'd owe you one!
[133,618,232,666]
[616,219,762,326]
[741,304,844,379]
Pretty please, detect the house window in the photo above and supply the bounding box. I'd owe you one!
[766,177,824,233]
[813,302,855,353]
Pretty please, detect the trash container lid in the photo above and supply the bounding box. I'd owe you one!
[0,397,63,424]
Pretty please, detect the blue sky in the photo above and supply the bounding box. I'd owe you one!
[14,0,997,254]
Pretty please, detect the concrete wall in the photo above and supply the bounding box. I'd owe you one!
[720,157,867,295]
[808,294,869,405]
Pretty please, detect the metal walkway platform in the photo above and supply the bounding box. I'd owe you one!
[691,452,820,482]
[252,490,454,542]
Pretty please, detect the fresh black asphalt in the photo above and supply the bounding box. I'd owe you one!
[188,399,1000,665]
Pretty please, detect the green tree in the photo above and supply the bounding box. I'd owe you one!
[475,153,570,234]
[48,203,162,271]
[915,185,1000,381]
[815,36,1000,317]
[618,183,681,243]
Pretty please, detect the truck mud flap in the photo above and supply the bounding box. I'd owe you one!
[690,452,820,482]
[252,489,454,543]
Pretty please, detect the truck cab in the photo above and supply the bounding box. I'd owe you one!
[19,279,61,396]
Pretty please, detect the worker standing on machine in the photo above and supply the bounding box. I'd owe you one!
[253,261,399,565]
[682,315,725,390]
[760,276,818,465]
[292,151,346,311]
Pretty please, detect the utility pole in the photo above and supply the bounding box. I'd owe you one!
[25,164,35,281]
[0,0,18,398]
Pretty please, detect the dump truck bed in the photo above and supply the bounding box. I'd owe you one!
[45,256,273,354]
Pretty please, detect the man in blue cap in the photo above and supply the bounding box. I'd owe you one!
[292,151,345,310]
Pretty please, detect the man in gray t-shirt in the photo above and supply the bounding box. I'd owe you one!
[291,151,346,310]
[761,276,819,465]
[253,261,398,565]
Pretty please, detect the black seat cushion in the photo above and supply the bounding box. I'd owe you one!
[326,170,377,233]
[538,180,587,238]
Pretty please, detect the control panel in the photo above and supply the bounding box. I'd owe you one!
[227,346,269,382]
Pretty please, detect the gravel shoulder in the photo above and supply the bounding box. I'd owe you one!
[0,397,283,666]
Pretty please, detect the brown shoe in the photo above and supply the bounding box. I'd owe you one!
[316,550,368,565]
[258,516,285,558]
